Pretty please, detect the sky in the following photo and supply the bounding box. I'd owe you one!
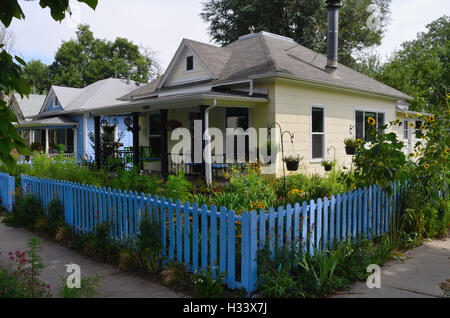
[7,0,450,72]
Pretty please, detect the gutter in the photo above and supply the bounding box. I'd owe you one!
[249,72,413,101]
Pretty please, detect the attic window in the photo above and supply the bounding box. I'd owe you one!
[186,55,194,72]
[54,96,59,107]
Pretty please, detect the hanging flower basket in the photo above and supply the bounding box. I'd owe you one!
[283,155,303,171]
[286,160,299,171]
[345,145,356,155]
[321,160,334,172]
[323,164,332,171]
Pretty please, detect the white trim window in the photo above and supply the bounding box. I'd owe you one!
[149,113,161,157]
[311,105,325,161]
[355,110,385,139]
[185,55,194,72]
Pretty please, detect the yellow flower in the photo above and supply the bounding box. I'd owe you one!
[429,115,435,122]
[417,113,422,117]
[408,153,415,159]
[356,138,363,144]
[420,125,425,130]
[394,119,401,125]
[445,148,450,154]
[423,164,430,169]
[367,117,376,126]
[405,112,408,118]
[447,92,450,99]
[408,122,414,128]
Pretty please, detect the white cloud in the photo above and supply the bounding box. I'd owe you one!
[375,0,450,60]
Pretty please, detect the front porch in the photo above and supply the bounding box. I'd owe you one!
[16,116,78,160]
[89,91,270,183]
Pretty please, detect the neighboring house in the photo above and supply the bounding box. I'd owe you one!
[20,77,144,160]
[8,93,46,146]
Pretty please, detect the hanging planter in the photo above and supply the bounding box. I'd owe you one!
[321,160,334,172]
[284,155,303,171]
[344,138,357,155]
[345,145,356,155]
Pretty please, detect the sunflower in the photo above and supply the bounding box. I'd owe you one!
[367,117,376,126]
[429,115,435,122]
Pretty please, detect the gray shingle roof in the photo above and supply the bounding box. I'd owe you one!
[44,78,144,115]
[122,32,411,100]
[13,93,46,118]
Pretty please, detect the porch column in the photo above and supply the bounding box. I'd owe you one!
[45,128,49,154]
[160,109,169,179]
[73,128,78,161]
[132,112,140,169]
[200,105,207,180]
[94,116,101,169]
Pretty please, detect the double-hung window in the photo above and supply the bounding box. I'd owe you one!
[311,105,325,160]
[149,113,161,157]
[186,55,194,72]
[355,110,385,139]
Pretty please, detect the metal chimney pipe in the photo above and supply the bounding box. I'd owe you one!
[326,0,341,76]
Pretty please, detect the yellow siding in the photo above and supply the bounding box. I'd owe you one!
[273,79,402,176]
[164,47,211,86]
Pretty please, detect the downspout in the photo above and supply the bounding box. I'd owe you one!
[249,79,254,96]
[205,99,217,185]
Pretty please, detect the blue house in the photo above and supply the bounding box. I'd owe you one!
[20,77,144,161]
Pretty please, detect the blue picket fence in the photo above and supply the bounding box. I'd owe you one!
[0,172,15,212]
[15,174,404,293]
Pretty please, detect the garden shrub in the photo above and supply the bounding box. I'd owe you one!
[110,167,159,195]
[3,193,44,230]
[46,198,64,236]
[135,214,162,274]
[193,268,226,298]
[163,171,192,203]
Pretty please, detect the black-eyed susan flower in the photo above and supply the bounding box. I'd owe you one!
[423,163,430,169]
[445,148,450,155]
[429,115,435,122]
[409,122,415,128]
[356,138,363,144]
[408,153,415,159]
[367,117,376,126]
[417,113,422,117]
[420,125,425,130]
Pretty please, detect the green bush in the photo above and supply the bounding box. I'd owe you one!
[46,198,64,236]
[3,194,44,230]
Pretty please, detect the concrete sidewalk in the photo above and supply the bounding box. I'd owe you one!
[333,238,450,298]
[0,220,185,298]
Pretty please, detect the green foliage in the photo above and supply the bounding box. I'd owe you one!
[349,119,406,193]
[0,237,51,298]
[257,235,397,298]
[0,0,97,171]
[48,24,159,87]
[46,198,64,236]
[3,193,44,230]
[135,213,162,274]
[23,60,50,94]
[201,0,392,67]
[59,274,101,298]
[193,268,226,298]
[357,16,449,113]
[110,167,159,195]
[163,171,192,203]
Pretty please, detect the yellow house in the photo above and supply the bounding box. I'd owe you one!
[88,2,414,183]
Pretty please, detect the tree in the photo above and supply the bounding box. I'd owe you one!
[200,0,392,67]
[49,24,159,88]
[357,16,450,113]
[0,0,98,168]
[23,60,50,94]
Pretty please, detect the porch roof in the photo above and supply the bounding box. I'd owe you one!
[87,90,269,116]
[15,116,78,129]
